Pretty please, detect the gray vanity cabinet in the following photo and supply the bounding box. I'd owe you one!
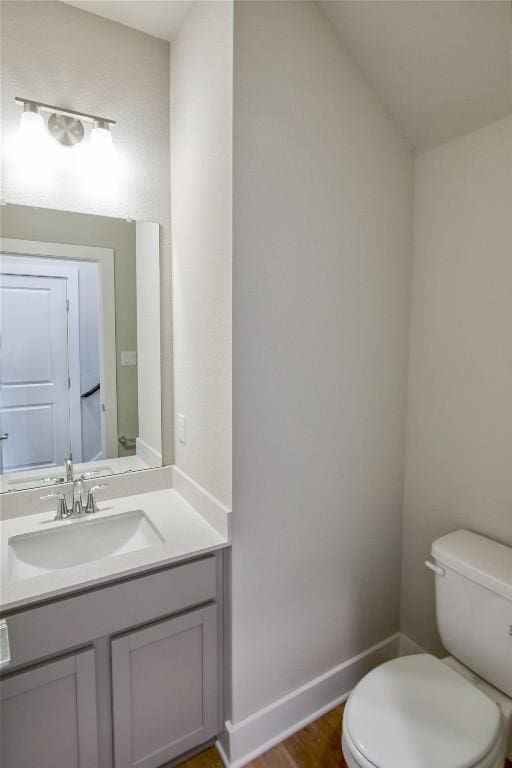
[0,553,223,768]
[111,604,218,768]
[0,648,98,768]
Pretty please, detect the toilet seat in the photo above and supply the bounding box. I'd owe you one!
[343,655,502,768]
[342,718,503,768]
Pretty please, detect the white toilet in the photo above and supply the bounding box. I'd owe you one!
[342,529,512,768]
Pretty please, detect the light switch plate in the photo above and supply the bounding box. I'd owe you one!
[177,413,186,444]
[121,350,137,367]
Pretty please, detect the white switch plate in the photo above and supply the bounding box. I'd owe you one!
[121,350,137,367]
[177,413,186,444]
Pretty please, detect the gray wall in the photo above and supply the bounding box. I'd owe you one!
[0,0,173,463]
[1,204,138,450]
[231,1,413,722]
[170,1,233,507]
[401,114,512,652]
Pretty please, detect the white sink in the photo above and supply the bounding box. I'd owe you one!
[7,511,164,581]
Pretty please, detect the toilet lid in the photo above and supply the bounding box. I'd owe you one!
[344,655,501,768]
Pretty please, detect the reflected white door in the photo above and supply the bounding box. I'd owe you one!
[0,272,70,472]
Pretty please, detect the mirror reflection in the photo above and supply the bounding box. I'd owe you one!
[0,204,162,492]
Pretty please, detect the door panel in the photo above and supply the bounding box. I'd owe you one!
[0,271,70,472]
[1,404,56,469]
[0,649,98,768]
[112,605,218,768]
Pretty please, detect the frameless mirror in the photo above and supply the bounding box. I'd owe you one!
[0,204,162,492]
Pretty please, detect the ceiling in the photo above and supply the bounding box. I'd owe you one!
[320,0,512,149]
[64,1,512,149]
[64,1,193,41]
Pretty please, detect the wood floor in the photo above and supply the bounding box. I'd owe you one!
[180,704,346,768]
[179,703,512,768]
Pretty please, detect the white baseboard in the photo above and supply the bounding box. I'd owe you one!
[217,631,512,767]
[216,633,400,768]
[398,633,427,657]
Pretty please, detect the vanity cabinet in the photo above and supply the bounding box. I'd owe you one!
[0,553,223,768]
[0,649,98,768]
[112,605,218,768]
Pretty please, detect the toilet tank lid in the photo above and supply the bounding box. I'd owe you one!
[432,530,512,602]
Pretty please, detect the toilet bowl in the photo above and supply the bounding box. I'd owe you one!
[341,654,511,768]
[341,530,512,768]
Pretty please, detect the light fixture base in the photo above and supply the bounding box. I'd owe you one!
[48,113,85,147]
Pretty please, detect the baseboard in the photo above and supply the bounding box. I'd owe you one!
[216,633,400,768]
[398,633,427,657]
[216,632,511,766]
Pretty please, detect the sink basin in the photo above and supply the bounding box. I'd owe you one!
[7,510,164,581]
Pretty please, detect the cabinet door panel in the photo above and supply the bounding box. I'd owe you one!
[0,649,98,768]
[112,605,217,768]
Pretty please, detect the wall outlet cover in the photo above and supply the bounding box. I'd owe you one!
[177,413,186,444]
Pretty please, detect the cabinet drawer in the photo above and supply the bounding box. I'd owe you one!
[2,555,216,670]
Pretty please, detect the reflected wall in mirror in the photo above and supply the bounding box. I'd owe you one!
[0,204,162,492]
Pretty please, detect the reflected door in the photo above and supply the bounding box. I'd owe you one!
[0,271,70,473]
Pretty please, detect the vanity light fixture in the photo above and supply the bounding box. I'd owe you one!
[19,102,45,142]
[90,119,113,149]
[15,97,115,148]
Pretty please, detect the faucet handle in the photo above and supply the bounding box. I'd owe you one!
[81,470,102,480]
[41,492,71,521]
[84,484,108,514]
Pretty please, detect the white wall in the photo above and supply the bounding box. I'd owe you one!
[136,222,162,463]
[401,115,512,653]
[0,0,173,463]
[231,1,413,723]
[170,1,233,507]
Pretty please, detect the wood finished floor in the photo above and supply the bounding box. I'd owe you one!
[179,704,344,768]
[178,704,512,768]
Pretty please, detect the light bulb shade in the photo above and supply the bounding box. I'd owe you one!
[91,121,113,150]
[19,107,45,142]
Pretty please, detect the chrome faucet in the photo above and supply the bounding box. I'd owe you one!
[84,484,108,514]
[72,477,85,517]
[41,492,71,521]
[65,456,73,482]
[41,478,108,520]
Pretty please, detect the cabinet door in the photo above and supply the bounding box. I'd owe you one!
[112,604,218,768]
[0,648,98,768]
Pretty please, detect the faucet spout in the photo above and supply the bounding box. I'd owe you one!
[65,456,73,482]
[72,477,85,516]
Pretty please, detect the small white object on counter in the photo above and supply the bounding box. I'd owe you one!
[0,488,229,612]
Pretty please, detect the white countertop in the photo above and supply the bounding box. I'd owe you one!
[0,488,229,613]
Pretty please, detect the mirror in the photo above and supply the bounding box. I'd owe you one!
[0,204,162,492]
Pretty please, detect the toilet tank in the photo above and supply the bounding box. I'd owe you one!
[431,530,512,698]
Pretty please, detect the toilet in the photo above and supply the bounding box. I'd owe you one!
[342,530,512,768]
